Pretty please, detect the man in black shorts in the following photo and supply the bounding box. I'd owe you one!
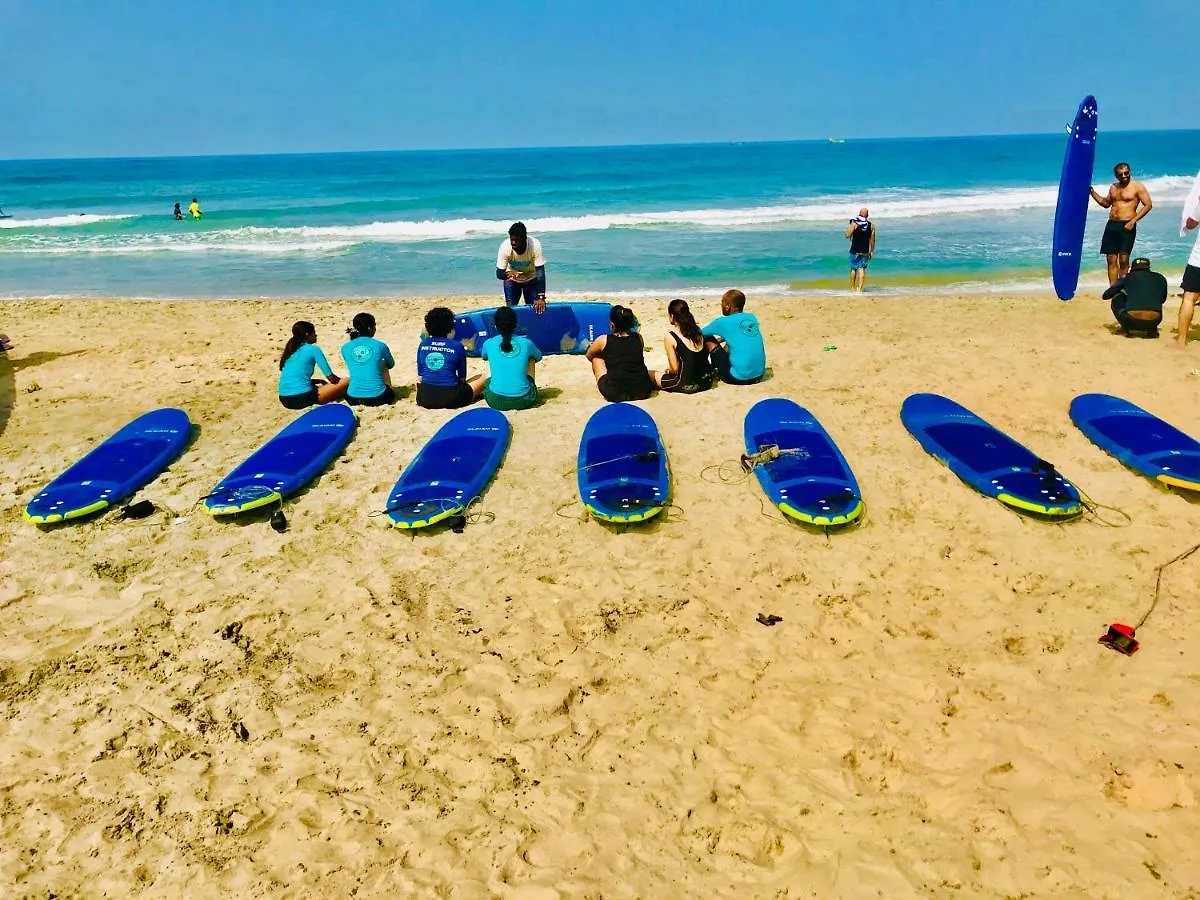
[1090,162,1153,286]
[1102,257,1167,338]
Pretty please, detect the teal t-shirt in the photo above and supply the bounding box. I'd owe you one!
[702,312,766,380]
[341,336,395,399]
[481,334,542,397]
[278,343,333,397]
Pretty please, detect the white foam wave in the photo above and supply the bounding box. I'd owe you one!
[0,213,135,229]
[217,174,1200,243]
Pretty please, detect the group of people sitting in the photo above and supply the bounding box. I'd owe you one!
[276,289,768,412]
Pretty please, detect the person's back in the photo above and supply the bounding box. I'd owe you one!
[341,312,396,404]
[481,318,542,410]
[1117,267,1168,312]
[603,332,652,392]
[1104,258,1167,337]
[702,290,766,384]
[416,306,484,409]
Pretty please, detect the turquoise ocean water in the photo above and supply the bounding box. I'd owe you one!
[1,131,1197,300]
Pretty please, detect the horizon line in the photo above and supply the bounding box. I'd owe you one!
[2,127,1198,166]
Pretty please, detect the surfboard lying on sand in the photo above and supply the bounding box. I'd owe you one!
[25,408,192,524]
[454,302,613,357]
[743,398,863,526]
[384,408,510,529]
[1070,393,1200,492]
[577,403,670,523]
[1052,95,1098,301]
[204,404,356,515]
[901,393,1082,517]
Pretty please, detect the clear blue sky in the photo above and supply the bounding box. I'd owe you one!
[2,0,1197,160]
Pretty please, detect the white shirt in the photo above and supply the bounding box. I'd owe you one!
[497,236,545,283]
[1190,229,1200,268]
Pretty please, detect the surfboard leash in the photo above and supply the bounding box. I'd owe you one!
[1099,540,1200,656]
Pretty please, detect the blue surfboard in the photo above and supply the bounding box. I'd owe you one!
[384,408,511,529]
[1052,95,1098,301]
[454,302,613,357]
[901,393,1082,517]
[577,403,670,523]
[25,408,192,524]
[744,398,863,526]
[204,404,357,515]
[1070,393,1200,492]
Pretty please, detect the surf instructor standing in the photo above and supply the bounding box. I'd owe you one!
[496,222,547,313]
[1090,163,1152,285]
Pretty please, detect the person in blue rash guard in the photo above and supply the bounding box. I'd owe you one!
[416,306,484,409]
[701,288,766,385]
[481,305,542,410]
[340,312,397,406]
[277,320,349,409]
[496,221,547,313]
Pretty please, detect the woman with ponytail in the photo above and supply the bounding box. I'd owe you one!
[655,298,713,394]
[479,305,542,410]
[342,312,398,406]
[584,304,657,403]
[277,320,348,409]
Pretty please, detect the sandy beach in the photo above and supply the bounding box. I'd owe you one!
[2,292,1200,898]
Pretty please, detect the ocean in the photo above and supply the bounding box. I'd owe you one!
[1,131,1197,300]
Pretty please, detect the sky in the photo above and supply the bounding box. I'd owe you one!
[1,0,1198,160]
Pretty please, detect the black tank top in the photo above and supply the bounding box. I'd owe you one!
[670,332,712,392]
[602,332,652,392]
[850,219,872,254]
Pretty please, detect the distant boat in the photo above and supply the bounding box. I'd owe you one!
[828,137,846,144]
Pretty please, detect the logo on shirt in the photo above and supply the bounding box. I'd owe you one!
[426,352,446,371]
[740,320,759,337]
[350,345,373,363]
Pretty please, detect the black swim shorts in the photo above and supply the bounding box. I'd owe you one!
[415,382,473,409]
[1182,264,1200,294]
[348,386,397,407]
[279,389,318,410]
[1100,219,1136,256]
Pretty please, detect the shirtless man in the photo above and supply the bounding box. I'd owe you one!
[1090,163,1153,285]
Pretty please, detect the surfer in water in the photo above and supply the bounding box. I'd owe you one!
[496,222,547,313]
[188,197,203,220]
[1090,163,1153,286]
[844,208,876,292]
[173,203,184,220]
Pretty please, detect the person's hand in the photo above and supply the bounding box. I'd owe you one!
[534,294,547,314]
[328,373,341,385]
[1124,220,1136,231]
[1187,217,1199,231]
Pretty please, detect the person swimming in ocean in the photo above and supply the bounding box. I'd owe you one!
[188,197,202,220]
[173,203,183,220]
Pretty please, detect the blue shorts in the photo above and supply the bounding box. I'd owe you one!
[503,279,541,306]
[849,253,870,271]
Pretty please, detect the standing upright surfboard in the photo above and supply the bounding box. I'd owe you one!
[1052,95,1098,301]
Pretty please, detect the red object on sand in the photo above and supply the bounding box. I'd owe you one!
[1098,623,1139,655]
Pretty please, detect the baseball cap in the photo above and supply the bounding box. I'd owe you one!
[1131,257,1151,269]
